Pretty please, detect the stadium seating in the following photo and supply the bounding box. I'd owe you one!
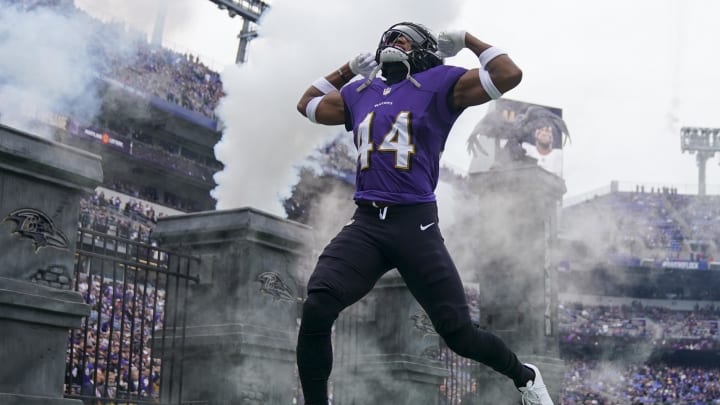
[564,190,720,267]
[561,360,720,404]
[559,302,720,351]
[106,43,224,120]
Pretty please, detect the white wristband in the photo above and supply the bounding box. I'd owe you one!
[478,47,506,67]
[305,96,324,123]
[479,69,502,99]
[312,77,336,95]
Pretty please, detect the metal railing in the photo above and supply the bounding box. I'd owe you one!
[64,228,200,405]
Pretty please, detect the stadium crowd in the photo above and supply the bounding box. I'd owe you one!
[10,0,224,120]
[66,272,166,401]
[103,175,201,213]
[570,190,720,264]
[561,360,720,405]
[79,191,157,243]
[107,43,224,119]
[559,302,720,351]
[601,191,688,258]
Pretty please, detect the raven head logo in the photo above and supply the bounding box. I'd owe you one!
[256,271,296,302]
[411,311,438,336]
[2,208,69,252]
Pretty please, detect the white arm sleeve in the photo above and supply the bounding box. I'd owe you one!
[478,47,507,67]
[478,69,502,99]
[305,96,324,123]
[312,77,336,95]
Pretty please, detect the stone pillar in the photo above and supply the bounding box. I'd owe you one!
[464,164,567,404]
[0,124,102,404]
[152,208,311,405]
[333,271,448,404]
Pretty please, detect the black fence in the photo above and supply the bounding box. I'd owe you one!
[65,227,200,405]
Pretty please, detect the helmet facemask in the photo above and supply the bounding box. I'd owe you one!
[356,22,442,92]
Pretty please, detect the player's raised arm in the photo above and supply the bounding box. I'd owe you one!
[436,30,523,109]
[297,52,378,126]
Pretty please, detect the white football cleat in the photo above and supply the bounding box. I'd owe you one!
[518,363,554,405]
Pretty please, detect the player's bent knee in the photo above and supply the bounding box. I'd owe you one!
[299,292,342,333]
[430,304,468,337]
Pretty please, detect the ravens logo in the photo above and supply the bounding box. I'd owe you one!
[2,208,69,252]
[256,271,297,302]
[411,311,438,336]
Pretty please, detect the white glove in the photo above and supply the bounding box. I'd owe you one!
[437,30,466,58]
[349,52,378,78]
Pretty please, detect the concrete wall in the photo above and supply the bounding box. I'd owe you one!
[152,208,311,405]
[465,164,567,403]
[0,125,102,405]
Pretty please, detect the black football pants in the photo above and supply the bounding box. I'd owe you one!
[296,202,528,404]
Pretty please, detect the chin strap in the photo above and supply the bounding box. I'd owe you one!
[357,47,421,92]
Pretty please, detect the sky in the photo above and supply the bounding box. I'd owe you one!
[35,0,720,214]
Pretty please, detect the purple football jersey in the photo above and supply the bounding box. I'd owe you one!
[341,65,467,204]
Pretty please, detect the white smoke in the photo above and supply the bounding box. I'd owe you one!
[0,4,99,135]
[212,0,464,215]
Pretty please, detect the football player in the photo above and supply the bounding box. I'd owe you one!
[296,22,554,405]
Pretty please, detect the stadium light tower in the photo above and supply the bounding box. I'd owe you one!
[206,0,270,64]
[680,126,720,196]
